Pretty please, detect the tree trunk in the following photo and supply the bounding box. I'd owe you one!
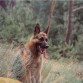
[65,0,74,44]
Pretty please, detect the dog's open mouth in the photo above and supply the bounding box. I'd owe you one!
[39,46,45,54]
[38,46,48,58]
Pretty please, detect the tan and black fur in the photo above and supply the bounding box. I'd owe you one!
[12,23,49,83]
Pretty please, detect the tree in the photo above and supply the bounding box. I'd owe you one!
[0,0,16,10]
[65,0,74,44]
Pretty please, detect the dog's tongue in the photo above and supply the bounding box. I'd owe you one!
[39,46,48,59]
[44,49,48,59]
[39,46,44,53]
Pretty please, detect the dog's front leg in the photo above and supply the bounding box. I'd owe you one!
[36,72,41,83]
[31,76,36,83]
[29,71,36,83]
[27,71,32,83]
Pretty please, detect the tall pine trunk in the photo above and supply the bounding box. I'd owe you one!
[65,0,74,44]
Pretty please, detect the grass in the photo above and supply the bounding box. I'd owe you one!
[42,59,83,83]
[0,43,83,83]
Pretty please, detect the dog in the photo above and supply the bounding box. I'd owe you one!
[12,23,49,83]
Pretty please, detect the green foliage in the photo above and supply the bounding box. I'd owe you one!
[48,42,79,60]
[0,1,36,43]
[0,0,83,60]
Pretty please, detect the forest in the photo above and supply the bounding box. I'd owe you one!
[0,0,83,83]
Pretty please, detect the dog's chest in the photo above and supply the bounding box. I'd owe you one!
[26,55,43,70]
[24,54,43,78]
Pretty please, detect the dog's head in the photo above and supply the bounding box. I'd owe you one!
[33,23,49,58]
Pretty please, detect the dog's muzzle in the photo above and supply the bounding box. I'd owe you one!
[37,41,49,54]
[40,42,49,49]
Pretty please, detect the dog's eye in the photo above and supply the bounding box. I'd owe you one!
[34,35,38,39]
[39,37,44,41]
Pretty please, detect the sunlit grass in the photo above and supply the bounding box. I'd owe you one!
[0,77,21,83]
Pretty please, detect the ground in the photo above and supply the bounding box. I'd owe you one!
[42,59,83,83]
[0,43,83,83]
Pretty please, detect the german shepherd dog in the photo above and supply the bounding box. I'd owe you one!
[12,23,49,83]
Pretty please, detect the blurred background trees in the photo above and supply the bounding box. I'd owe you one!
[0,0,83,60]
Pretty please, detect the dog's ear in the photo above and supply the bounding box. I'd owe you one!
[44,26,49,34]
[34,23,40,35]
